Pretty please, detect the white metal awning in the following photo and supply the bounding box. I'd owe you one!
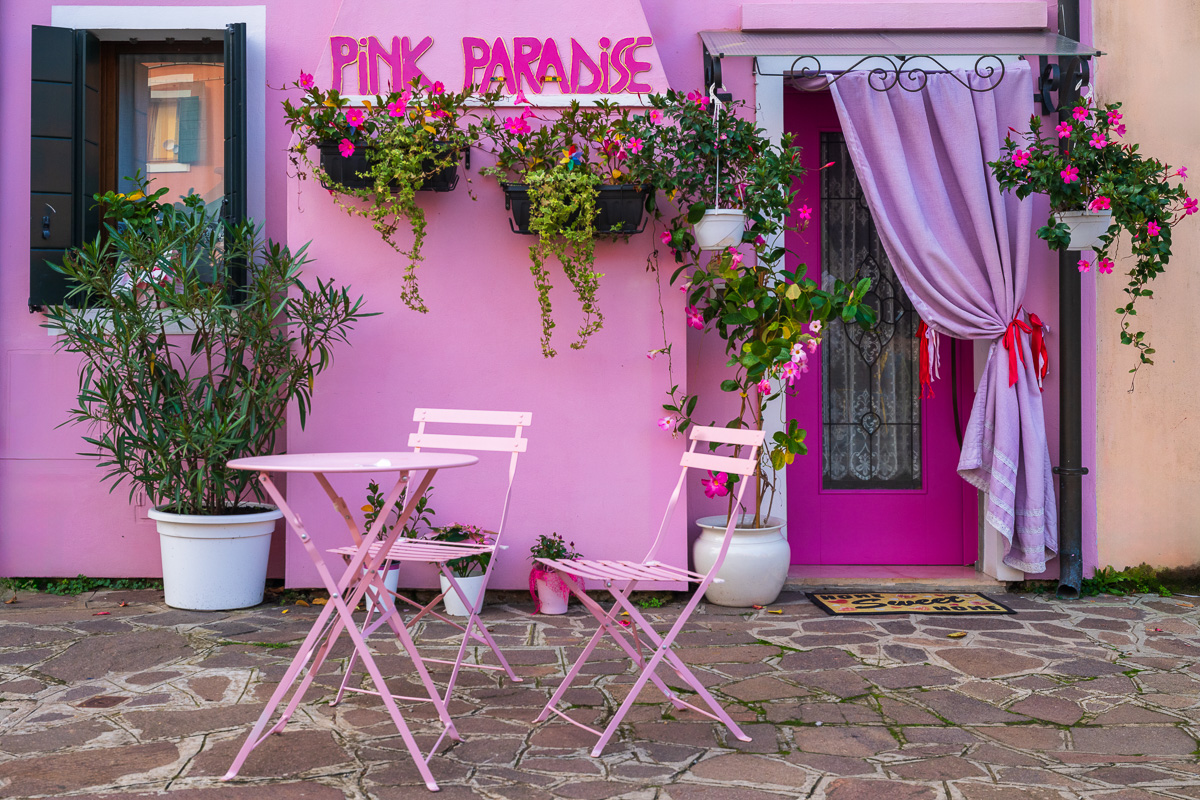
[699,29,1101,59]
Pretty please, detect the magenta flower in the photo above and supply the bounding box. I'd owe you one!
[1185,197,1198,215]
[1179,167,1189,180]
[754,234,767,247]
[387,93,409,117]
[1055,122,1072,139]
[1107,109,1123,125]
[686,90,710,109]
[1077,258,1091,274]
[503,116,531,134]
[1061,165,1080,184]
[649,109,663,124]
[1089,196,1111,211]
[1012,149,1031,167]
[338,138,355,158]
[430,81,445,95]
[685,305,704,330]
[627,137,645,154]
[781,360,807,386]
[806,338,819,353]
[798,205,812,220]
[513,88,531,105]
[1072,106,1089,121]
[701,471,729,499]
[299,71,314,89]
[756,377,770,394]
[657,416,677,432]
[344,108,365,128]
[1115,124,1127,137]
[1089,132,1107,149]
[790,342,808,363]
[660,230,676,251]
[1098,258,1115,274]
[728,246,744,267]
[1147,220,1161,237]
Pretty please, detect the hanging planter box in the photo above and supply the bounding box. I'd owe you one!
[502,183,650,236]
[694,208,746,250]
[1054,209,1114,250]
[317,141,460,192]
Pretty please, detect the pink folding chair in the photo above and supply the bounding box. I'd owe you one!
[329,408,531,710]
[533,425,765,755]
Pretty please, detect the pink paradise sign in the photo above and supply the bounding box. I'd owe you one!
[330,35,655,96]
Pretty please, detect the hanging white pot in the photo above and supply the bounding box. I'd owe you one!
[439,573,487,617]
[692,515,789,607]
[1054,209,1114,250]
[366,562,401,615]
[694,208,746,250]
[150,504,281,611]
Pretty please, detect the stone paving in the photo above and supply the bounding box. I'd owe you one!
[3,588,1200,799]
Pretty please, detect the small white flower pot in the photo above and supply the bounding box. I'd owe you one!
[439,573,486,617]
[366,562,401,615]
[693,208,746,250]
[1054,210,1114,250]
[150,504,282,611]
[533,569,577,614]
[692,515,789,607]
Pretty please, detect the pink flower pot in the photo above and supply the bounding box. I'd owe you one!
[530,568,578,614]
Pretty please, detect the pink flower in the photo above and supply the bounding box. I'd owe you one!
[1089,196,1111,211]
[798,205,812,220]
[387,93,409,117]
[756,377,770,394]
[781,360,807,386]
[1185,197,1198,215]
[1098,258,1115,274]
[627,137,644,153]
[1077,258,1091,273]
[657,416,677,432]
[1055,122,1072,139]
[1061,165,1080,184]
[806,338,819,353]
[701,471,729,499]
[1012,149,1031,167]
[1107,109,1123,125]
[299,71,314,89]
[649,109,663,124]
[503,116,531,134]
[728,246,743,267]
[754,234,767,247]
[1179,167,1189,180]
[790,343,808,363]
[647,349,661,361]
[809,320,822,334]
[685,305,704,330]
[337,138,355,158]
[686,90,710,109]
[1147,220,1161,237]
[430,81,445,95]
[1072,106,1089,121]
[344,108,365,128]
[1089,132,1107,149]
[1115,124,1127,137]
[513,88,531,105]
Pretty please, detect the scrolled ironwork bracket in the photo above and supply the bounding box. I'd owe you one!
[754,54,1007,93]
[1037,55,1091,114]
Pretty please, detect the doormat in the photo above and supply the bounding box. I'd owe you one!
[806,592,1016,616]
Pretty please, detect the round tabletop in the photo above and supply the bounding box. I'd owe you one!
[226,452,479,473]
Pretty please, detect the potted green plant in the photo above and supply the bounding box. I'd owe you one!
[528,532,582,614]
[360,481,437,612]
[637,93,876,606]
[45,178,371,611]
[989,96,1196,373]
[427,523,493,616]
[283,73,475,313]
[471,97,652,357]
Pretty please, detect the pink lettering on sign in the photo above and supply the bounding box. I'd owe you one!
[331,35,432,94]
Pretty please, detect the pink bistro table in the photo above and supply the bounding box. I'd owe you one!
[220,451,478,792]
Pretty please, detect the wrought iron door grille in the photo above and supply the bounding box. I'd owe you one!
[820,133,921,491]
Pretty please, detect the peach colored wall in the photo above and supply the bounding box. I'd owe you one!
[1093,0,1200,570]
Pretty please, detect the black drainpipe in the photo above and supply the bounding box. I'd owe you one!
[1055,0,1087,599]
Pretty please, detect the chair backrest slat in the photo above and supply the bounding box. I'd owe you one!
[680,450,758,476]
[689,425,763,446]
[408,432,528,453]
[414,408,532,427]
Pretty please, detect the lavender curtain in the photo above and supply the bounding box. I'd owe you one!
[829,62,1057,572]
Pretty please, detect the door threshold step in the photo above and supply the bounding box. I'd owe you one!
[785,565,1009,594]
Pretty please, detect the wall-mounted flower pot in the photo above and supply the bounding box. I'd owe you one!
[694,208,746,250]
[1054,209,1114,250]
[317,142,460,192]
[503,183,649,236]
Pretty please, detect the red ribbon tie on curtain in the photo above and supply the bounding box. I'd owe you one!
[1002,308,1049,390]
[916,319,939,399]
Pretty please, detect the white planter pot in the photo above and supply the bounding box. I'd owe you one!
[693,208,746,250]
[367,562,401,615]
[692,515,789,607]
[439,573,486,617]
[533,570,575,615]
[1054,209,1114,250]
[149,504,281,611]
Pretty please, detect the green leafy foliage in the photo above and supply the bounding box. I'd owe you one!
[989,98,1194,374]
[528,532,581,561]
[362,481,436,540]
[1081,564,1173,597]
[3,575,163,596]
[45,177,372,516]
[428,523,493,577]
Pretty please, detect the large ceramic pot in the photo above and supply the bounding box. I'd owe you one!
[692,515,788,607]
[1054,209,1114,249]
[149,504,282,611]
[439,573,486,617]
[693,208,746,250]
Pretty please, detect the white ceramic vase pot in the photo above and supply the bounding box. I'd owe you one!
[149,504,281,611]
[439,573,486,617]
[693,209,746,250]
[1054,209,1114,250]
[531,568,578,615]
[692,515,789,607]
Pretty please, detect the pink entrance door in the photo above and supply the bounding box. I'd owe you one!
[784,90,977,566]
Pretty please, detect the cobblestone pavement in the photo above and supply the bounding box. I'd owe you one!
[3,588,1200,799]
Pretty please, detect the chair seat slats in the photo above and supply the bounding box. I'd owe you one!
[536,558,707,583]
[330,539,495,563]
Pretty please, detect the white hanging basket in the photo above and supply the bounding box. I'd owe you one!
[1054,210,1114,250]
[694,209,746,250]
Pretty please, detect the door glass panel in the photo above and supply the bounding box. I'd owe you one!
[820,133,921,490]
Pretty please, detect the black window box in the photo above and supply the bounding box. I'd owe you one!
[317,141,459,192]
[502,183,650,236]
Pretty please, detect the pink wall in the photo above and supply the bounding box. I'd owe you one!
[0,0,1094,587]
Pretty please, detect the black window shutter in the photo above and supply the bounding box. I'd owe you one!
[224,22,247,227]
[29,26,99,310]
